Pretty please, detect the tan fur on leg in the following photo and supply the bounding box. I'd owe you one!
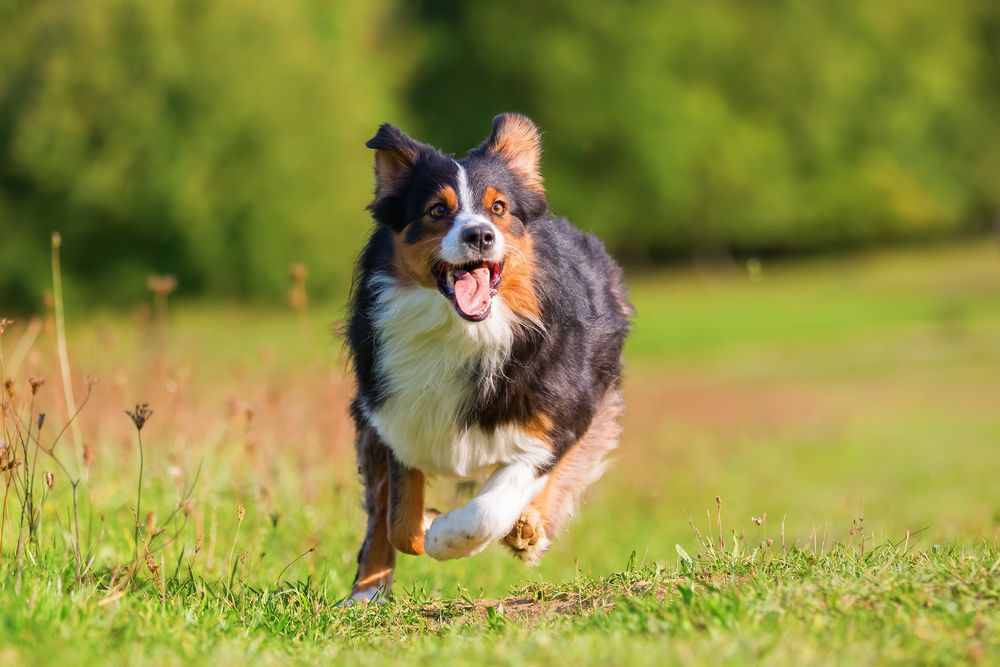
[346,421,396,604]
[388,462,430,555]
[504,386,624,563]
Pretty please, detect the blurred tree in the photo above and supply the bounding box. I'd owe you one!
[406,0,1000,263]
[1,1,998,309]
[0,0,406,310]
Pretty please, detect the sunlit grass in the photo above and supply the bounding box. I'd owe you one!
[1,239,998,665]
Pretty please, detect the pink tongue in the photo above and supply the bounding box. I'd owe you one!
[453,267,492,316]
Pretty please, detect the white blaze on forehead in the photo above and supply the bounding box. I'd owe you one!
[443,160,505,264]
[456,162,475,213]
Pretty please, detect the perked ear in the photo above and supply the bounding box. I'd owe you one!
[481,113,544,193]
[366,124,422,199]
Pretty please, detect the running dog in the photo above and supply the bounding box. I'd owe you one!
[345,113,632,603]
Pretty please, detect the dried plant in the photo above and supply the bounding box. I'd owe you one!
[126,403,153,565]
[31,379,97,577]
[1,233,272,600]
[1,307,94,578]
[126,403,153,432]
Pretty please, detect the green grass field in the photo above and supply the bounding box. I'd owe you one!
[1,240,999,665]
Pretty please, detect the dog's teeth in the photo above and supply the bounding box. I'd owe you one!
[447,272,455,291]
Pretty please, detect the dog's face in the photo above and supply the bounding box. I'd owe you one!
[366,114,548,322]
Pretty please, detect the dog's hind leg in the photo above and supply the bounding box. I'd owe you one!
[345,412,395,605]
[504,386,624,564]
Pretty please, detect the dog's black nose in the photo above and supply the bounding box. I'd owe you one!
[460,224,495,253]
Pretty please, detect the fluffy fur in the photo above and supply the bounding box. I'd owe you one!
[344,113,632,604]
[358,274,550,477]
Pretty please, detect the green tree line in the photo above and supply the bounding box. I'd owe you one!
[2,0,998,309]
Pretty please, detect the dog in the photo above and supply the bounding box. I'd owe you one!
[344,113,632,603]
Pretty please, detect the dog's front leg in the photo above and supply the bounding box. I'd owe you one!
[424,461,548,561]
[346,420,395,605]
[387,454,436,555]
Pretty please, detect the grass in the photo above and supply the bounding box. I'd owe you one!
[1,238,999,665]
[5,542,997,665]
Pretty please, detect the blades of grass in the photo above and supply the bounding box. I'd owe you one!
[50,233,83,466]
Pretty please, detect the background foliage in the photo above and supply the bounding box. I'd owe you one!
[2,0,999,309]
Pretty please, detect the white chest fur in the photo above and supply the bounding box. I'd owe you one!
[364,275,551,478]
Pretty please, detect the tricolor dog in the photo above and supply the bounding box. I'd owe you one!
[345,113,632,603]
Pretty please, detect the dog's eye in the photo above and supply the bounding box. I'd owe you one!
[428,204,448,219]
[491,201,507,216]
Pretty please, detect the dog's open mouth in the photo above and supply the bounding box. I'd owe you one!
[433,261,503,322]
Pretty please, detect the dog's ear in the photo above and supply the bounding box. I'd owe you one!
[366,124,423,199]
[479,113,543,194]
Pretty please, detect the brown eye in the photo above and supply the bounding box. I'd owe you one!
[429,204,448,219]
[491,201,507,216]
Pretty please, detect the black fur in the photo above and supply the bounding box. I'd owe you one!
[463,215,630,469]
[365,126,457,231]
[348,120,631,475]
[348,401,393,589]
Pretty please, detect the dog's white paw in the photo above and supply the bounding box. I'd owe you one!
[424,509,491,561]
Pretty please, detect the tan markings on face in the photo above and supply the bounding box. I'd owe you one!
[479,186,540,320]
[393,231,443,288]
[483,186,517,225]
[482,186,501,218]
[439,185,459,212]
[391,187,457,288]
[498,226,541,321]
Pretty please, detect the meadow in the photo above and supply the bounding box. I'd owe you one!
[1,239,998,665]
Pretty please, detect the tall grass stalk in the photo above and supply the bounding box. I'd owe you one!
[126,404,153,569]
[227,505,245,593]
[134,429,145,565]
[0,319,11,561]
[51,233,83,467]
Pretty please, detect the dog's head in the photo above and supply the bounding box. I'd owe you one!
[366,114,547,322]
